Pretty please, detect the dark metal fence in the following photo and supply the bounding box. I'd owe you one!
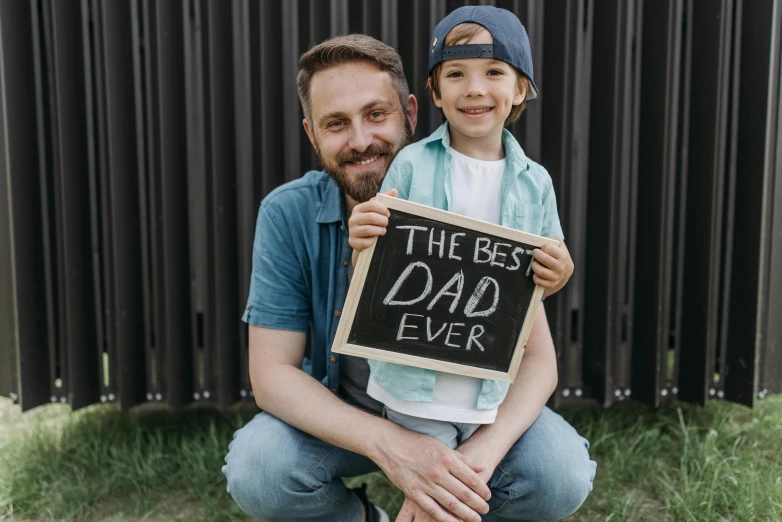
[1,0,780,412]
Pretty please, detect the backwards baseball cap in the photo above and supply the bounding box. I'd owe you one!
[428,5,538,99]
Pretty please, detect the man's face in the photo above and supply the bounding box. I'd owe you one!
[303,61,415,204]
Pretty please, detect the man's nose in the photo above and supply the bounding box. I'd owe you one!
[348,121,373,151]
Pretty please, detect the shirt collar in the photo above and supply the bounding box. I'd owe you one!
[315,174,346,223]
[427,122,530,171]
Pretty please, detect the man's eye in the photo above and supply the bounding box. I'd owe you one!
[370,111,385,119]
[327,120,345,128]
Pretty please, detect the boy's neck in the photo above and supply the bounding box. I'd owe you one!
[448,124,505,161]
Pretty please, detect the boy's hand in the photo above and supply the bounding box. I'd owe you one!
[348,189,398,253]
[530,239,573,298]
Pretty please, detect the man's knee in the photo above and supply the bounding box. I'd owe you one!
[222,413,315,519]
[493,408,596,520]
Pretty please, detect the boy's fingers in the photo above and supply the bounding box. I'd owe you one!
[531,261,558,281]
[533,274,556,288]
[349,237,377,250]
[350,225,388,239]
[532,249,561,271]
[355,199,390,217]
[539,243,563,258]
[349,212,389,229]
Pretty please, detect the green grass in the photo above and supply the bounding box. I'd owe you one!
[1,395,781,521]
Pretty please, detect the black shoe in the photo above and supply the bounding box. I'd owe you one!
[352,484,390,522]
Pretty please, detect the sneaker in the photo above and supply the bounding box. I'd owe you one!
[352,484,390,522]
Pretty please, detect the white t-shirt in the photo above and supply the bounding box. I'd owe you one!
[367,146,505,424]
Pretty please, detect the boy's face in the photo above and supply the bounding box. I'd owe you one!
[302,61,416,204]
[433,28,525,142]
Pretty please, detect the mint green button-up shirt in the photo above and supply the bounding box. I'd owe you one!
[371,123,563,410]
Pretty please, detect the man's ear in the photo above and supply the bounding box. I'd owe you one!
[302,118,317,150]
[406,94,419,134]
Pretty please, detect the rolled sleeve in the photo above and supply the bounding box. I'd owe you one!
[243,205,310,332]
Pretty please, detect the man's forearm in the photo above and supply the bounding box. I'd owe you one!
[253,363,405,466]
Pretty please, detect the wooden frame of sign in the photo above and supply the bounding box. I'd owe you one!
[332,194,558,383]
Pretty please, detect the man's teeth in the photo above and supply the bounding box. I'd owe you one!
[461,108,491,113]
[355,155,379,165]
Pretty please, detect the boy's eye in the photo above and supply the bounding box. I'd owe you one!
[445,71,463,78]
[487,69,504,76]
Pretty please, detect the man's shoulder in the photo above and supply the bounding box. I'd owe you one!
[261,170,332,217]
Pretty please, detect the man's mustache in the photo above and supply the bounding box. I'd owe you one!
[336,143,393,166]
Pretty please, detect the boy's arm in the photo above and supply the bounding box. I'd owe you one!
[454,305,558,480]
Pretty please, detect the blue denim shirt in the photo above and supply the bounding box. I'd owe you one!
[371,122,564,409]
[242,171,351,393]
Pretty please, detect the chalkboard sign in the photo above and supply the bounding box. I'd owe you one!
[332,194,558,382]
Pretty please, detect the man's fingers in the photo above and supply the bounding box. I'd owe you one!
[448,458,491,502]
[458,453,485,474]
[384,188,399,197]
[411,490,464,522]
[437,475,490,516]
[429,485,483,522]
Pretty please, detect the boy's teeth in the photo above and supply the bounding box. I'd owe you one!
[356,155,378,165]
[462,108,490,113]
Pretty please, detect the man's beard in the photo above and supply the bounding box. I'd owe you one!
[316,118,414,203]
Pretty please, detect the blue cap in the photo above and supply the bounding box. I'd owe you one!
[429,6,538,99]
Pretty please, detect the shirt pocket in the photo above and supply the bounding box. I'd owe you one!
[511,203,545,235]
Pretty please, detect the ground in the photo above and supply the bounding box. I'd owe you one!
[1,394,781,521]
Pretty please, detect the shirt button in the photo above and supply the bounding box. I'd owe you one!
[334,309,342,317]
[342,259,349,266]
[329,356,336,363]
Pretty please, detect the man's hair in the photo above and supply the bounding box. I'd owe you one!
[426,23,529,125]
[297,34,410,123]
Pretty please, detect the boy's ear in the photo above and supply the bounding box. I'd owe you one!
[513,80,526,106]
[302,118,317,150]
[427,77,444,108]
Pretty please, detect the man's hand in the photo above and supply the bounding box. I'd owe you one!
[376,430,491,522]
[531,239,574,298]
[348,189,398,253]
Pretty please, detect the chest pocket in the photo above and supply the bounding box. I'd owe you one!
[510,203,545,235]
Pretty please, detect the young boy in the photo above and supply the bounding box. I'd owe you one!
[348,6,573,449]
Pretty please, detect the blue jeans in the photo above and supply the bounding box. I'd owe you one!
[222,407,596,521]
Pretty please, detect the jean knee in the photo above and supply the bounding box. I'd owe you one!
[222,414,315,519]
[495,408,596,520]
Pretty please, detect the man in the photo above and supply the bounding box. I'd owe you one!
[222,34,596,522]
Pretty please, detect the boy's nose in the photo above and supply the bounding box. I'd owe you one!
[464,80,487,97]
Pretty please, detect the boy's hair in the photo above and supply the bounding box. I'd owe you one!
[426,23,530,125]
[297,34,410,123]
